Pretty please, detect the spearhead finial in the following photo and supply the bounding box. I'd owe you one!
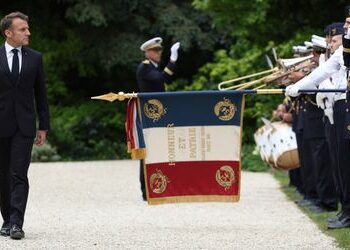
[91,92,137,102]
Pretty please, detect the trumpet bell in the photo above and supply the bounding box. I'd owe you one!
[277,55,313,70]
[217,54,314,90]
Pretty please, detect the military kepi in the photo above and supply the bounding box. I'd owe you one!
[140,37,163,51]
[328,22,345,36]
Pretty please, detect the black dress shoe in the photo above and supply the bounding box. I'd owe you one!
[10,224,25,240]
[309,205,337,213]
[328,216,350,229]
[327,211,343,223]
[0,222,10,236]
[295,199,314,207]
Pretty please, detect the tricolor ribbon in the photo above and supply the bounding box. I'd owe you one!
[126,98,146,159]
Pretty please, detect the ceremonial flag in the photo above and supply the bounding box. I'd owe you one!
[126,91,244,204]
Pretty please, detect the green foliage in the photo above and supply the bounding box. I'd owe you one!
[193,0,270,40]
[241,144,270,172]
[65,0,107,27]
[58,0,216,75]
[48,102,128,160]
[193,0,347,46]
[31,143,61,162]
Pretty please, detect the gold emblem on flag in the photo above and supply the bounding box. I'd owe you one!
[150,169,169,194]
[216,165,235,190]
[214,98,236,121]
[144,99,166,122]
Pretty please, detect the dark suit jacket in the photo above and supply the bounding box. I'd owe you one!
[0,45,50,137]
[136,59,176,92]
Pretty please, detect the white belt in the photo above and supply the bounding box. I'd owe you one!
[334,93,346,102]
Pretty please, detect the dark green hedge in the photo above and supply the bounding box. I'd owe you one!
[48,101,128,160]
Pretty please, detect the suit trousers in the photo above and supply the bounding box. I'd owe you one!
[0,129,34,227]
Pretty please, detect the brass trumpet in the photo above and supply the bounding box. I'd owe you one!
[218,55,315,90]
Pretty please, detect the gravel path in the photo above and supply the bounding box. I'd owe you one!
[0,160,340,249]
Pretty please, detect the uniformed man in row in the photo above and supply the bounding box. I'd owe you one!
[288,33,332,212]
[286,13,350,228]
[136,37,180,200]
[316,23,345,219]
[286,42,319,198]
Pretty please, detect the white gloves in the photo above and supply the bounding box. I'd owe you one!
[170,42,180,62]
[316,92,326,109]
[324,107,334,124]
[315,79,335,124]
[285,84,300,97]
[316,91,335,124]
[316,92,334,109]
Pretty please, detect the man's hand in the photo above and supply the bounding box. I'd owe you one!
[170,42,180,62]
[285,85,300,97]
[35,130,47,146]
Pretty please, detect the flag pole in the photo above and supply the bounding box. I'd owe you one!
[91,89,347,102]
[254,88,347,95]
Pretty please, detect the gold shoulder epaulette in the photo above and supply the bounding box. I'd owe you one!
[142,60,150,64]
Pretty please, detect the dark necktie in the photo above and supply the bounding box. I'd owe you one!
[11,48,19,81]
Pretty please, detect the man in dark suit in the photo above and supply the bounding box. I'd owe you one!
[136,37,180,200]
[0,12,50,239]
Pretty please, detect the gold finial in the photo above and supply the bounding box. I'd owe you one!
[91,92,137,102]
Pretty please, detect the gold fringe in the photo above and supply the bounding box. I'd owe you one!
[148,195,240,205]
[131,148,146,160]
[127,141,131,153]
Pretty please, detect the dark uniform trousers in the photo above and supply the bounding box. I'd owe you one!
[334,99,350,215]
[294,98,318,201]
[290,110,304,195]
[292,96,337,208]
[325,118,343,205]
[302,96,337,209]
[136,59,176,199]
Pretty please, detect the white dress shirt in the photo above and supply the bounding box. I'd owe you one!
[5,42,23,73]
